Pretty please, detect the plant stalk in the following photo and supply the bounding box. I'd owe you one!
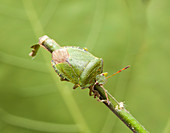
[94,85,149,133]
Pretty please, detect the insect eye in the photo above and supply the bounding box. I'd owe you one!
[102,72,108,77]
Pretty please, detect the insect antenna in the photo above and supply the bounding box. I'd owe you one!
[106,65,130,79]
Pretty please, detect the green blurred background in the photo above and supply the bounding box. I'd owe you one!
[0,0,169,133]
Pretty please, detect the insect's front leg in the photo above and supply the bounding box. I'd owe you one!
[89,85,101,100]
[89,85,96,96]
[93,89,100,98]
[93,85,111,105]
[91,88,109,104]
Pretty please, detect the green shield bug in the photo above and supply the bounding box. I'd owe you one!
[30,35,130,104]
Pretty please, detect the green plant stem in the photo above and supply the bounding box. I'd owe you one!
[94,85,149,133]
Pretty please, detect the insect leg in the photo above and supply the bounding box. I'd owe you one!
[73,84,79,89]
[97,99,108,103]
[100,86,111,105]
[93,90,100,98]
[89,86,93,96]
[90,85,110,104]
[92,89,108,103]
